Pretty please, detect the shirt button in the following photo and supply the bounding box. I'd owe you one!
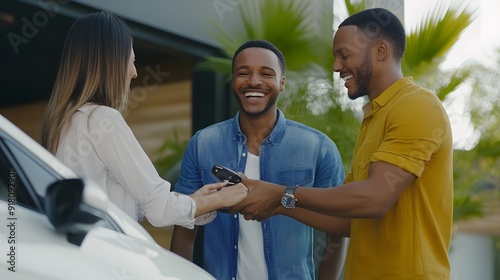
[234,245,237,250]
[234,214,238,219]
[263,224,267,230]
[232,277,236,280]
[242,152,246,157]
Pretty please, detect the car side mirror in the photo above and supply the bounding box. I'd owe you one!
[45,178,104,234]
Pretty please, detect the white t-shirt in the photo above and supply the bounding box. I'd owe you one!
[56,103,209,228]
[237,152,268,279]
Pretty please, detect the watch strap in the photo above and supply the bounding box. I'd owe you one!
[284,185,298,195]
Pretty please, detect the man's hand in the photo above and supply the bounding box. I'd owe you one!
[231,173,285,221]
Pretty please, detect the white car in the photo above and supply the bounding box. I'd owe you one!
[0,115,215,280]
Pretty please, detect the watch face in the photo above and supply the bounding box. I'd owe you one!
[281,194,296,209]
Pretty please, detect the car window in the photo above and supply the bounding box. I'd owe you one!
[0,151,9,198]
[4,139,60,198]
[0,146,38,211]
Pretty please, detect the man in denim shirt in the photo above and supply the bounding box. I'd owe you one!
[171,40,347,280]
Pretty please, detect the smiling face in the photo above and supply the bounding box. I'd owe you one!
[232,47,285,117]
[333,25,374,100]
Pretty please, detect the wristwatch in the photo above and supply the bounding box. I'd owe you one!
[281,185,298,209]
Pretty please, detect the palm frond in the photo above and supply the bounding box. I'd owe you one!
[198,0,325,77]
[403,2,477,77]
[435,69,470,101]
[207,19,245,58]
[344,0,367,16]
[417,67,472,101]
[195,56,233,80]
[255,1,318,70]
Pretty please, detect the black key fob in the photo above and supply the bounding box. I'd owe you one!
[211,165,242,185]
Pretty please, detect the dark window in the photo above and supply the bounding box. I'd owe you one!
[0,146,38,211]
[4,140,59,200]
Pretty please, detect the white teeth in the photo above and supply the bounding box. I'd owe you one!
[244,92,265,97]
[342,75,353,81]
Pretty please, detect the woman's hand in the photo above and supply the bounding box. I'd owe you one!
[192,181,230,196]
[216,182,248,207]
[191,182,248,217]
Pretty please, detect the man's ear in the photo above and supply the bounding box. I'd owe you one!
[279,75,286,92]
[375,40,389,61]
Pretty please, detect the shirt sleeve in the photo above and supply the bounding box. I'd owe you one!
[88,108,197,228]
[173,133,205,195]
[371,93,449,177]
[194,211,217,225]
[315,135,345,188]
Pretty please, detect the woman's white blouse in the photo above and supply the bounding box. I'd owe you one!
[56,103,204,228]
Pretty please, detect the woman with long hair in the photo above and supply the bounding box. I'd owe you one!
[41,11,247,228]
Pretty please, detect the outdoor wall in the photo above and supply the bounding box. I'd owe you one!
[126,59,193,157]
[0,102,46,143]
[0,61,192,160]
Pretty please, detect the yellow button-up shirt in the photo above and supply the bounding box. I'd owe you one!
[344,77,453,279]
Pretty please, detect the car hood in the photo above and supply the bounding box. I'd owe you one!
[0,200,215,280]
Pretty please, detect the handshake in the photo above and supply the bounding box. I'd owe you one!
[210,165,285,220]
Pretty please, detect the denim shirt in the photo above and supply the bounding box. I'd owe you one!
[175,110,344,280]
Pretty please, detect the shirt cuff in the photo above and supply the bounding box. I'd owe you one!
[194,211,217,225]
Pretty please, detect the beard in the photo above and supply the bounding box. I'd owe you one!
[233,89,278,117]
[349,51,373,100]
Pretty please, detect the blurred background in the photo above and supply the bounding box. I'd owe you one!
[1,0,499,279]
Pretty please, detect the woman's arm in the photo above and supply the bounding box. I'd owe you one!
[88,108,247,226]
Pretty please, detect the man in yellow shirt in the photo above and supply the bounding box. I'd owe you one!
[232,8,453,279]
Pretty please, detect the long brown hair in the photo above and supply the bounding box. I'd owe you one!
[41,11,132,153]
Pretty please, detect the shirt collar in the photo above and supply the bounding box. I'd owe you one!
[362,77,413,117]
[231,109,286,145]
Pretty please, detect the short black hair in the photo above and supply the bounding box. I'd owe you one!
[339,8,406,60]
[232,40,286,75]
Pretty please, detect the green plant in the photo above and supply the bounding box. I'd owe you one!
[153,129,187,187]
[197,0,328,78]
